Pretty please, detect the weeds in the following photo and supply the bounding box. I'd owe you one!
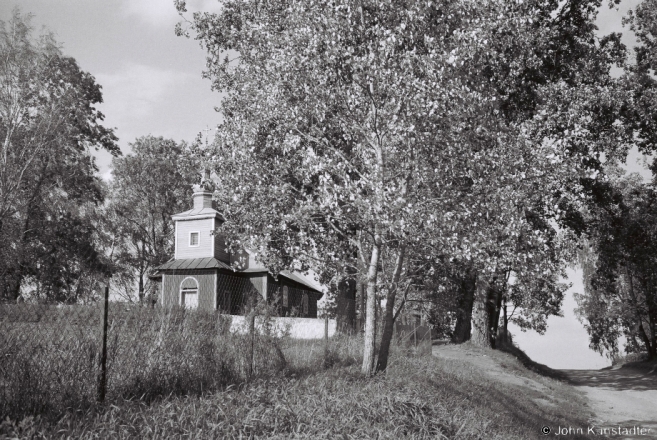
[0,304,287,421]
[0,347,593,439]
[0,305,596,439]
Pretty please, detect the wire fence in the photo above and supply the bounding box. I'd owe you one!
[0,287,430,423]
[0,290,308,422]
[160,270,320,319]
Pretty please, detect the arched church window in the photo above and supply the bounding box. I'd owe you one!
[180,277,199,309]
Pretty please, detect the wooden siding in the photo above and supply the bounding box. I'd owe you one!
[214,233,231,263]
[215,272,263,315]
[176,218,214,259]
[162,270,216,310]
[266,275,320,318]
[160,267,317,316]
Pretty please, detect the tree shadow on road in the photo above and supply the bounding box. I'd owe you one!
[496,338,657,392]
[560,366,657,392]
[497,338,571,382]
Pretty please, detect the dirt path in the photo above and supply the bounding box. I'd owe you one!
[433,344,657,439]
[432,343,549,391]
[560,366,657,438]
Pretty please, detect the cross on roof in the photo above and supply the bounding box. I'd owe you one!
[202,126,213,146]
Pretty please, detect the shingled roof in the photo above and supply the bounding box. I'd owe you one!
[155,257,232,271]
[171,206,224,221]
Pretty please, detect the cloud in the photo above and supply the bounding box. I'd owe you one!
[94,62,198,160]
[96,63,190,120]
[121,0,180,27]
[121,0,223,27]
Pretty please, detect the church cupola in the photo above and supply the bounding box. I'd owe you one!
[192,168,215,210]
[171,169,227,261]
[192,185,214,210]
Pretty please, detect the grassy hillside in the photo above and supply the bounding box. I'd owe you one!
[0,337,597,439]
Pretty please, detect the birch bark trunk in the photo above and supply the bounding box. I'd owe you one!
[361,238,381,376]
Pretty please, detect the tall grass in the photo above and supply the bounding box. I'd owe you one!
[0,307,600,439]
[2,305,594,439]
[0,304,288,422]
[0,344,596,439]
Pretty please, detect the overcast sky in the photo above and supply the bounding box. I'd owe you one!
[0,0,647,177]
[0,0,225,180]
[0,0,649,369]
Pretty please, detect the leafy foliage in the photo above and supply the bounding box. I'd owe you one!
[105,136,198,302]
[0,10,118,302]
[576,171,657,359]
[174,0,644,365]
[573,0,657,360]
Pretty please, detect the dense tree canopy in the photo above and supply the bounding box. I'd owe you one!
[573,0,657,360]
[175,0,645,373]
[0,10,118,302]
[626,0,657,159]
[577,171,657,359]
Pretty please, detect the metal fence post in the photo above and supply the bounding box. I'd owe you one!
[248,310,256,380]
[97,285,109,402]
[324,315,329,358]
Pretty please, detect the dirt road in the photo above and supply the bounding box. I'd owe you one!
[433,344,657,439]
[560,366,657,439]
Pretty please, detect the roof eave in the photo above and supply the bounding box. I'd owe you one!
[172,212,224,221]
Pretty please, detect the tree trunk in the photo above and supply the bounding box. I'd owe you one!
[649,316,657,359]
[627,269,654,358]
[138,271,145,303]
[501,300,509,342]
[637,321,653,358]
[376,246,405,373]
[470,276,491,348]
[8,271,22,302]
[361,239,381,376]
[452,271,476,343]
[336,274,357,334]
[358,282,365,333]
[489,282,503,348]
[503,301,508,331]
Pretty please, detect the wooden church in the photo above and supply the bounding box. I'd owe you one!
[151,181,323,317]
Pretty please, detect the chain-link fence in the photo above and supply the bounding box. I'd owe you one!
[0,292,294,422]
[394,323,433,355]
[158,269,321,319]
[1,284,430,423]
